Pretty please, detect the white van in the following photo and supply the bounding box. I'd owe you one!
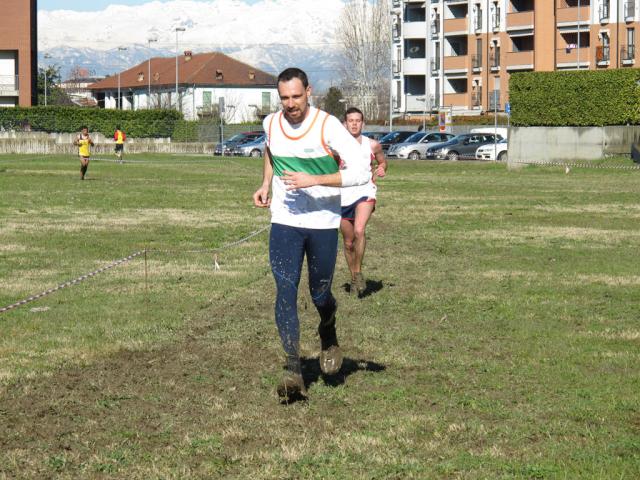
[471,127,508,140]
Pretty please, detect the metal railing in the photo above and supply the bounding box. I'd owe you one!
[0,75,19,92]
[492,11,500,30]
[621,44,635,61]
[596,45,610,63]
[472,54,483,69]
[431,20,440,36]
[489,52,500,69]
[489,90,501,110]
[471,90,482,107]
[474,13,482,31]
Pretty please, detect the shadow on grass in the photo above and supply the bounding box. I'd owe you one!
[281,356,386,404]
[342,279,385,298]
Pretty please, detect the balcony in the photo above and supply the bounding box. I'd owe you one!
[472,54,482,71]
[621,44,636,64]
[557,3,591,24]
[431,58,441,73]
[405,94,432,112]
[444,17,468,34]
[596,45,610,65]
[0,75,19,95]
[556,46,590,67]
[506,50,534,67]
[625,0,635,20]
[404,21,428,38]
[599,3,610,22]
[507,10,534,29]
[443,92,468,108]
[443,55,468,71]
[403,57,428,74]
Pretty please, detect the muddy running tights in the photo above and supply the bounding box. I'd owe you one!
[269,223,338,359]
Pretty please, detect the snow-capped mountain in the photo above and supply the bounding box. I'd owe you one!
[38,0,346,90]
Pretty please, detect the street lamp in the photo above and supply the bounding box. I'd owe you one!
[175,27,186,111]
[147,38,158,109]
[117,46,127,110]
[43,53,52,106]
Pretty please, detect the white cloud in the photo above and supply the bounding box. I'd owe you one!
[38,0,345,52]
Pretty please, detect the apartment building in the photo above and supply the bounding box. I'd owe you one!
[0,0,37,107]
[391,0,639,115]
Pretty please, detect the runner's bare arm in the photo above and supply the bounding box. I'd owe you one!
[371,139,387,177]
[253,147,274,207]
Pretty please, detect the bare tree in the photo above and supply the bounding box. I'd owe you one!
[336,0,391,121]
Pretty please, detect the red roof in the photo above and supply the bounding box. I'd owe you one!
[89,51,276,90]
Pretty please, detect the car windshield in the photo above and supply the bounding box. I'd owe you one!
[379,132,402,142]
[404,132,426,143]
[227,134,249,142]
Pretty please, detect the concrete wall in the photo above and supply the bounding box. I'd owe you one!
[0,131,214,155]
[508,126,640,166]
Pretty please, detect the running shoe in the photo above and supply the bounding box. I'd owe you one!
[277,372,308,401]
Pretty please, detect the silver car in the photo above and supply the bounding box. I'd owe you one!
[387,132,455,160]
[232,134,266,157]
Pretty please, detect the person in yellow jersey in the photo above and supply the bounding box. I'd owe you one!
[113,125,126,163]
[74,126,94,180]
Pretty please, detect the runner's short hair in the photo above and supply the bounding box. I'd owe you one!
[344,107,364,121]
[80,125,88,130]
[277,67,309,88]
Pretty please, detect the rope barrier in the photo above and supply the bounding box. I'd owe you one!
[148,225,269,254]
[0,225,270,315]
[0,250,144,314]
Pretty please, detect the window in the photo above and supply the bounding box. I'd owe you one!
[262,91,271,111]
[203,91,212,107]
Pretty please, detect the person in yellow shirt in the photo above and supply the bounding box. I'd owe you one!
[113,125,126,163]
[74,126,94,180]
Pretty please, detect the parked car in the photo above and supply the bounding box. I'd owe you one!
[378,130,415,153]
[387,131,456,160]
[232,134,266,157]
[476,138,508,161]
[214,131,263,156]
[362,131,388,141]
[424,133,502,161]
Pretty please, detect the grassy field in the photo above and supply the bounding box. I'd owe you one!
[0,153,639,479]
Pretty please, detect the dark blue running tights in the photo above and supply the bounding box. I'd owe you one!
[269,223,338,358]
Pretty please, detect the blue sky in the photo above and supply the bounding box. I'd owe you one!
[39,0,260,11]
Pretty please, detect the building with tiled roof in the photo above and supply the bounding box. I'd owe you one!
[89,51,278,122]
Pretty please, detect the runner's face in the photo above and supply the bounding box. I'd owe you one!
[344,112,364,137]
[278,78,311,124]
[82,128,88,135]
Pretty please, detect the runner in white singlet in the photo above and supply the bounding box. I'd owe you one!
[339,107,387,297]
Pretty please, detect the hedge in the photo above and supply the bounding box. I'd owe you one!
[510,69,640,126]
[0,106,182,138]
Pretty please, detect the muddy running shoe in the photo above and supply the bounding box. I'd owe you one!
[353,272,366,297]
[318,305,343,375]
[320,345,343,376]
[277,372,308,401]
